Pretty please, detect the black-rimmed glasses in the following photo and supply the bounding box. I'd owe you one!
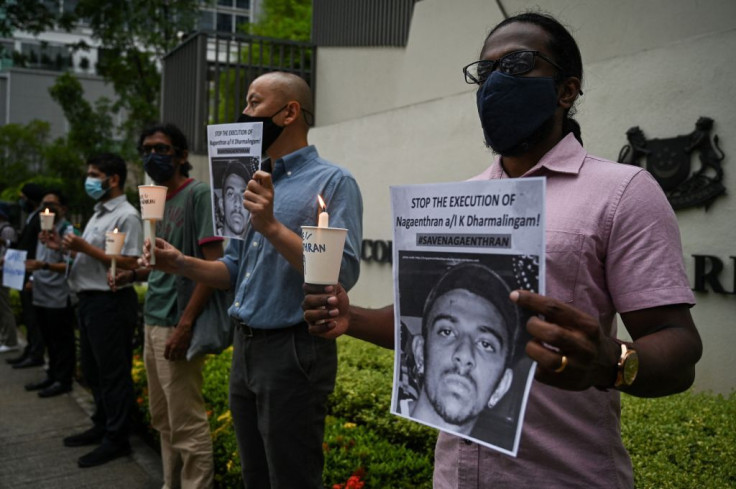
[139,143,174,157]
[462,50,563,85]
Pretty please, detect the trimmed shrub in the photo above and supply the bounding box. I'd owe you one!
[622,391,736,488]
[130,334,736,488]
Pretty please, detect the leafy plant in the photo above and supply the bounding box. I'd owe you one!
[129,333,736,488]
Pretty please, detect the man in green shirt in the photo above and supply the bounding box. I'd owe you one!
[115,123,223,488]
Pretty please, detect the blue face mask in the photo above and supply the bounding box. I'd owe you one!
[476,71,559,155]
[143,153,176,184]
[85,177,109,201]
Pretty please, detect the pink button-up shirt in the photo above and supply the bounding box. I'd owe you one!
[434,133,695,489]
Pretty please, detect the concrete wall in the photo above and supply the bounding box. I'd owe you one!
[0,68,117,140]
[308,0,736,393]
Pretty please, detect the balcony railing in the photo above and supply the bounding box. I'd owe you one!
[161,31,316,154]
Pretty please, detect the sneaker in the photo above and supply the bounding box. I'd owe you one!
[0,344,19,353]
[77,442,131,468]
[63,427,105,447]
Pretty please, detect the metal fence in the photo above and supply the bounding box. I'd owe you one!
[161,31,316,154]
[312,0,418,47]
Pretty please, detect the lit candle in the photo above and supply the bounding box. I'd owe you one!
[105,227,126,281]
[40,207,55,232]
[317,195,329,228]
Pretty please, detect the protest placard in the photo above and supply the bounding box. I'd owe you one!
[390,178,545,456]
[207,122,263,240]
[2,249,27,291]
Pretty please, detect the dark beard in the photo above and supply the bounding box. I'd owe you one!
[488,113,557,157]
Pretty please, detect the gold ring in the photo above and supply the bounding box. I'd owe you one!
[554,355,568,373]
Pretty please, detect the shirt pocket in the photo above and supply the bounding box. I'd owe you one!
[545,230,584,303]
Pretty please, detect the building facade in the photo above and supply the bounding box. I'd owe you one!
[305,0,736,394]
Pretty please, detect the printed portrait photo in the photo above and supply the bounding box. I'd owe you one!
[393,250,539,455]
[210,156,259,240]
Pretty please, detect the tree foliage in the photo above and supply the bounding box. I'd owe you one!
[245,0,312,41]
[0,0,74,38]
[0,120,49,188]
[48,72,117,157]
[214,0,313,121]
[68,0,200,140]
[0,120,88,219]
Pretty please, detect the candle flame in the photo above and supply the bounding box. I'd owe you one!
[44,208,50,215]
[113,227,119,233]
[317,195,326,211]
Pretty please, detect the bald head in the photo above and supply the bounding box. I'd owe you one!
[255,72,314,121]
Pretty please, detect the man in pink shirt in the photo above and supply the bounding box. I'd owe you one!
[302,12,701,489]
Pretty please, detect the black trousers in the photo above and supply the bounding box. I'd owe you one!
[77,288,137,446]
[35,304,76,386]
[20,288,44,361]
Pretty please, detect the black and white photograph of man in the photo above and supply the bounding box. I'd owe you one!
[210,157,259,240]
[394,251,537,454]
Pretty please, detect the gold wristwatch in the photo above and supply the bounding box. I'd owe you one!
[614,342,639,388]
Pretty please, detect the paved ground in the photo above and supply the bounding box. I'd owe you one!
[0,348,163,489]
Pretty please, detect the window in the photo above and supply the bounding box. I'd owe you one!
[199,10,215,30]
[216,12,233,32]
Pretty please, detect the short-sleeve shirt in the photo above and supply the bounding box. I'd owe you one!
[433,133,695,489]
[220,145,363,328]
[68,194,143,293]
[144,179,222,326]
[32,219,77,308]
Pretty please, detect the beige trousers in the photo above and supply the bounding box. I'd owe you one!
[144,325,214,489]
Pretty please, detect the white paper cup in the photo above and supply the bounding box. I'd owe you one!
[105,231,126,256]
[302,225,348,285]
[138,185,167,220]
[40,212,55,231]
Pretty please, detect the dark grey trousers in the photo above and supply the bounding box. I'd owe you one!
[229,324,337,489]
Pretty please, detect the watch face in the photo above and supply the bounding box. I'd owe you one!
[623,352,639,385]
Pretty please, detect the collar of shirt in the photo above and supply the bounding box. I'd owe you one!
[94,194,128,216]
[167,178,194,201]
[485,133,587,179]
[271,145,318,180]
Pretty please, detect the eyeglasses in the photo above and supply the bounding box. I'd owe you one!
[139,143,174,156]
[462,50,563,85]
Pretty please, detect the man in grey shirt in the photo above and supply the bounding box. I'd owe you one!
[54,153,142,468]
[24,190,78,397]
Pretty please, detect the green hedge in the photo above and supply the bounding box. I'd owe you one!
[130,335,736,488]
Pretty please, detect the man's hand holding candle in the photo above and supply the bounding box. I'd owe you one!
[139,237,186,274]
[302,283,351,339]
[39,228,61,250]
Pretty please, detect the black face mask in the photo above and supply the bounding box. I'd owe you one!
[237,105,287,153]
[476,71,559,155]
[143,153,177,184]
